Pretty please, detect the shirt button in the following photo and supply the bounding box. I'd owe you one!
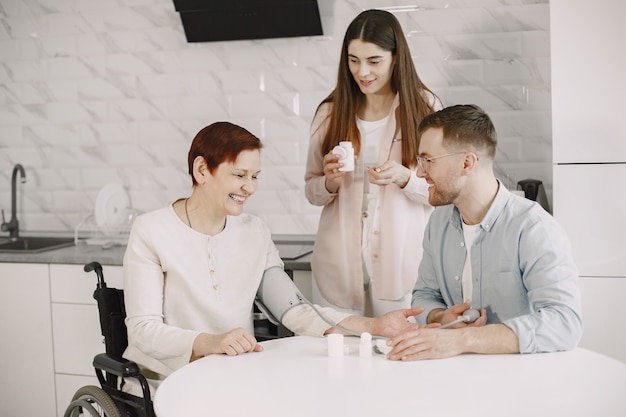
[485,224,490,229]
[454,276,460,281]
[460,242,465,247]
[362,211,368,218]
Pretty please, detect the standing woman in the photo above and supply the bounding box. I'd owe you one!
[305,9,441,316]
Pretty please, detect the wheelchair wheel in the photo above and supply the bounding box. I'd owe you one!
[65,385,122,417]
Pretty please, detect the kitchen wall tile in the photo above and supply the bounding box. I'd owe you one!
[22,80,79,103]
[24,123,81,146]
[43,13,93,37]
[443,32,522,60]
[0,83,21,104]
[0,104,22,124]
[0,125,22,145]
[136,120,185,144]
[6,59,46,82]
[495,135,524,162]
[221,70,262,94]
[0,0,553,236]
[483,58,545,85]
[521,31,550,58]
[46,57,94,80]
[78,77,133,101]
[108,97,167,121]
[2,16,40,39]
[80,168,127,188]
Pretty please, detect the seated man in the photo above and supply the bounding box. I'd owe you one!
[386,104,583,360]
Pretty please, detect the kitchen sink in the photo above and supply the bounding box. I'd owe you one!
[0,236,75,253]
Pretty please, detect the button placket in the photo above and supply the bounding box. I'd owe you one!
[207,239,219,296]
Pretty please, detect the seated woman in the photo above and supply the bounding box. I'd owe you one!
[122,121,427,396]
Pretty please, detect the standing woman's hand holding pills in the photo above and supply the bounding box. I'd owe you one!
[323,151,345,193]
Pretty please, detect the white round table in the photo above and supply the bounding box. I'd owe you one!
[154,336,626,417]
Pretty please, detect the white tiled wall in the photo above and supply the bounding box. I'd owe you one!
[0,0,551,235]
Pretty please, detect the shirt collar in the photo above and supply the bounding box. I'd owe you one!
[449,179,510,233]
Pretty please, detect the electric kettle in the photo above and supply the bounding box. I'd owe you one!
[517,178,551,213]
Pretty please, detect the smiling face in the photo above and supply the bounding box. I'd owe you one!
[417,127,467,207]
[207,149,261,217]
[347,39,394,96]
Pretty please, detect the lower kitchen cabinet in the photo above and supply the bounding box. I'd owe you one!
[578,277,626,364]
[50,263,123,417]
[0,263,56,417]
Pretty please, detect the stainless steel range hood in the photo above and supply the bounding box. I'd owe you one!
[172,0,324,42]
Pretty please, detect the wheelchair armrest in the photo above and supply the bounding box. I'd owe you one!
[93,353,142,378]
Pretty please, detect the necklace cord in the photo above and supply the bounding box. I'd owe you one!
[184,198,192,228]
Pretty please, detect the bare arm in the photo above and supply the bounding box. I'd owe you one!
[328,307,433,338]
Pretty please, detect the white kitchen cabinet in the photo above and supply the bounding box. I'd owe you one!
[50,263,123,417]
[551,0,626,365]
[553,164,626,277]
[0,263,56,417]
[578,277,626,364]
[551,0,626,164]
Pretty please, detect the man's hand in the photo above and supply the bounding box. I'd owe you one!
[429,300,487,328]
[386,321,518,361]
[385,327,469,361]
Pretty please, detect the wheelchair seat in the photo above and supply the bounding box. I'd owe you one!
[64,261,154,417]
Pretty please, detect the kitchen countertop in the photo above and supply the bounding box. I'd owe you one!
[0,234,314,271]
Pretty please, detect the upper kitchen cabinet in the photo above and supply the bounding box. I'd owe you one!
[550,0,626,163]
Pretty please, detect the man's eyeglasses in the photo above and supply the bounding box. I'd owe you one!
[416,152,466,172]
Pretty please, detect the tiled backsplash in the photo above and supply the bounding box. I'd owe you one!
[0,0,551,235]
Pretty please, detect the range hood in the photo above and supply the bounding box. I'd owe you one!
[172,0,323,42]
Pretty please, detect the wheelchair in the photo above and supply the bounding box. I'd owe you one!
[64,261,154,417]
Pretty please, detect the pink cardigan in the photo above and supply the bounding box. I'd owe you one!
[304,95,435,310]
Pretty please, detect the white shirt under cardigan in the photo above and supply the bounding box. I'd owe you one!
[122,202,348,396]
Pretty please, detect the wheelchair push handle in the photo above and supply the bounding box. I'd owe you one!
[84,261,106,289]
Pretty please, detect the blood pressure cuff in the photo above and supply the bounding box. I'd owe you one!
[255,266,306,326]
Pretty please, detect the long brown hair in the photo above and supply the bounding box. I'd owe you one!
[315,9,439,167]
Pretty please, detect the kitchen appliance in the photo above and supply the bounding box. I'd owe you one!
[172,0,323,42]
[551,0,626,363]
[517,179,550,213]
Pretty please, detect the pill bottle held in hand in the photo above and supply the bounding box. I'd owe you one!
[332,141,355,172]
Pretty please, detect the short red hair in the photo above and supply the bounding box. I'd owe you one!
[187,122,262,186]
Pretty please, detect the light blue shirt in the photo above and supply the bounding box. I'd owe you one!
[412,182,583,353]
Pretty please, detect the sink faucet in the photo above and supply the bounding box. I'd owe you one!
[1,163,26,240]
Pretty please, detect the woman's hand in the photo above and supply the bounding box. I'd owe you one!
[371,307,439,338]
[192,328,263,360]
[323,151,345,193]
[367,160,411,188]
